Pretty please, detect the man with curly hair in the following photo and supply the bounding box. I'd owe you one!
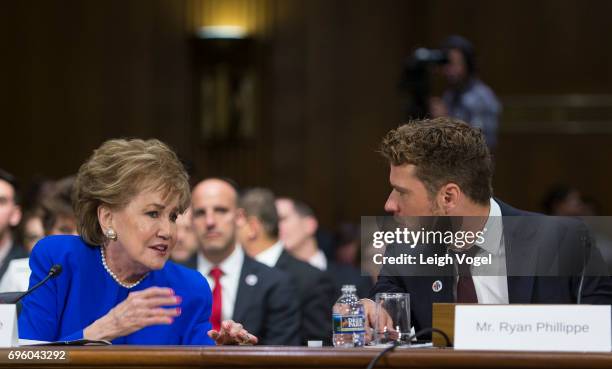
[362,117,612,341]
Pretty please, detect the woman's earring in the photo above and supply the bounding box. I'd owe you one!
[105,228,117,241]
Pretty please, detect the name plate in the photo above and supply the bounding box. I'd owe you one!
[0,305,18,347]
[454,305,611,352]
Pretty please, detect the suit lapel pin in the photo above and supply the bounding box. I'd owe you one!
[245,274,258,286]
[432,280,443,293]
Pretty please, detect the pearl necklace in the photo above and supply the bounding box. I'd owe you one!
[100,247,148,289]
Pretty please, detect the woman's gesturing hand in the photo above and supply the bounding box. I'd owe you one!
[208,320,258,345]
[84,287,181,341]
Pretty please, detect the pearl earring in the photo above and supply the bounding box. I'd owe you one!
[105,228,117,241]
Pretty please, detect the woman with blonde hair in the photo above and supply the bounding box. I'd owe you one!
[19,139,256,345]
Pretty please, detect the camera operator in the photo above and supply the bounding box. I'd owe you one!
[430,35,501,150]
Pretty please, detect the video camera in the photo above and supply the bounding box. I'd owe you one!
[412,48,449,65]
[399,48,449,119]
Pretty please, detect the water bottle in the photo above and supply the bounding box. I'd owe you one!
[332,284,365,347]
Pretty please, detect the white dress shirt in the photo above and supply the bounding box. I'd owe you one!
[308,249,328,271]
[0,258,30,292]
[197,245,244,321]
[254,241,284,267]
[469,198,509,304]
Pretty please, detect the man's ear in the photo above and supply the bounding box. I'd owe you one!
[438,183,461,214]
[304,216,318,237]
[9,205,21,227]
[97,204,114,231]
[246,216,260,240]
[235,208,247,226]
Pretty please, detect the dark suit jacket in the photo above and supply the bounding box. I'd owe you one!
[184,252,301,345]
[0,242,28,281]
[371,200,612,336]
[327,262,374,301]
[275,250,335,344]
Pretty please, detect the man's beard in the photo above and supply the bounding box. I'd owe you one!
[389,199,446,230]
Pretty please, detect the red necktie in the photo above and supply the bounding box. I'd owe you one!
[209,266,223,331]
[455,248,478,303]
[457,275,478,303]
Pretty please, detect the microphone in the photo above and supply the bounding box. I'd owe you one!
[0,264,62,304]
[576,233,591,305]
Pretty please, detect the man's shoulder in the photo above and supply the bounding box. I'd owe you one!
[497,199,584,230]
[496,199,539,216]
[497,199,587,242]
[469,79,498,99]
[463,79,501,110]
[242,254,292,286]
[277,250,323,274]
[276,250,334,287]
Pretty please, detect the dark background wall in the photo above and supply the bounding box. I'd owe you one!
[3,0,612,228]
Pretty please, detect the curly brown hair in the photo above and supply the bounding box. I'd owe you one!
[380,117,493,205]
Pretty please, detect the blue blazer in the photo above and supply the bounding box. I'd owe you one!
[19,235,214,345]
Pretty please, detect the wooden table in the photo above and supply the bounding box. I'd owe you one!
[0,346,610,369]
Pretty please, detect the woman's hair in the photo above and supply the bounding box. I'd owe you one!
[74,139,190,245]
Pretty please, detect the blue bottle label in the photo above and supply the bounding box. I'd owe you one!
[333,314,365,333]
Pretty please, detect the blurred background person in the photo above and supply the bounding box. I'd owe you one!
[276,197,372,299]
[238,188,335,344]
[429,35,501,150]
[541,186,612,273]
[0,176,78,292]
[171,208,199,263]
[18,209,44,254]
[19,139,255,345]
[187,178,300,345]
[20,177,57,217]
[41,176,78,236]
[333,222,376,285]
[0,169,27,281]
[541,185,588,216]
[334,222,360,267]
